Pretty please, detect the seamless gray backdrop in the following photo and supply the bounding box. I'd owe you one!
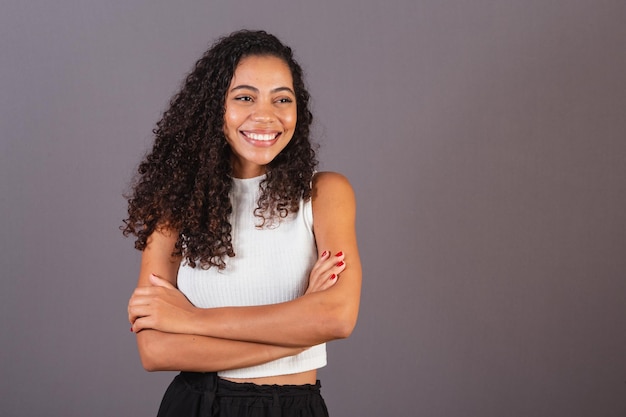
[1,1,625,416]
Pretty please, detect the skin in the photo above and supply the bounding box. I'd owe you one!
[128,55,362,386]
[223,55,297,179]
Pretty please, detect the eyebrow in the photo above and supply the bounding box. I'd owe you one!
[230,84,296,95]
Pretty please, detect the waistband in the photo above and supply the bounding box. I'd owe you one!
[159,372,326,417]
[179,372,322,397]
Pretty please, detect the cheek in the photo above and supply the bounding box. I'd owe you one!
[223,105,242,130]
[223,118,241,143]
[223,113,234,131]
[283,110,297,129]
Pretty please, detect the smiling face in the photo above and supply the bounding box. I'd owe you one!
[223,55,297,178]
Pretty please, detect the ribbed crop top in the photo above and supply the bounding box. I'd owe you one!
[177,175,326,379]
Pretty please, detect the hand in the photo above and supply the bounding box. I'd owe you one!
[129,274,197,334]
[305,250,346,295]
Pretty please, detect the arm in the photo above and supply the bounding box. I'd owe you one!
[131,227,305,372]
[132,172,362,348]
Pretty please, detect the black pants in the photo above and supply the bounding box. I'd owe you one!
[157,372,330,417]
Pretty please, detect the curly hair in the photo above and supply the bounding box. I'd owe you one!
[122,30,317,269]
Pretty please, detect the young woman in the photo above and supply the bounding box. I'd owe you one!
[124,30,361,417]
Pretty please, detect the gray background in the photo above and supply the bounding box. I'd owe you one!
[1,0,625,416]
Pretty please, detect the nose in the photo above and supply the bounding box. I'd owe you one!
[251,100,275,122]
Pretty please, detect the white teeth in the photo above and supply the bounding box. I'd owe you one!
[245,132,277,141]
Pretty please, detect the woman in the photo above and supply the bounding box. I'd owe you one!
[124,30,361,417]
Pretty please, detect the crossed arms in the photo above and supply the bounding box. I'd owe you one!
[128,172,362,372]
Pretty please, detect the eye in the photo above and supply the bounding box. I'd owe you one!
[276,97,293,104]
[234,95,253,102]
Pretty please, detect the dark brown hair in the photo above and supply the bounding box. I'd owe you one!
[122,30,317,269]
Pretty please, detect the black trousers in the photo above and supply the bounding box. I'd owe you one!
[157,372,330,417]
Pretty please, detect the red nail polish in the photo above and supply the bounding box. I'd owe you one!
[335,251,343,257]
[330,274,337,280]
[321,250,328,257]
[336,261,344,267]
[130,327,133,333]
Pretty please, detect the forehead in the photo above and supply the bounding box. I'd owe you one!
[229,55,294,88]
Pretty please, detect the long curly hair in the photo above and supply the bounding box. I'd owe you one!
[122,30,317,269]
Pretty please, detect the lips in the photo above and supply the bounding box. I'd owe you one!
[241,131,280,141]
[239,131,283,148]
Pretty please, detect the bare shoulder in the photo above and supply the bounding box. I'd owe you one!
[312,171,355,203]
[311,171,356,229]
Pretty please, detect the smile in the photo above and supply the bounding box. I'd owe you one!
[241,131,281,141]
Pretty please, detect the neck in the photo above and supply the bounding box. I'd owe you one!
[230,160,266,179]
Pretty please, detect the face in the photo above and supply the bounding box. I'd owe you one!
[223,55,297,178]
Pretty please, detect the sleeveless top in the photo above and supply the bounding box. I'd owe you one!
[177,175,327,378]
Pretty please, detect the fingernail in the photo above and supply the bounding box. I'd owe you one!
[335,251,343,257]
[330,274,337,280]
[336,261,344,267]
[130,327,133,333]
[321,250,328,257]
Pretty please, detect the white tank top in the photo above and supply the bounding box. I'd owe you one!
[177,175,326,378]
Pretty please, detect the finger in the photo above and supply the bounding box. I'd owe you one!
[321,251,346,270]
[131,286,161,297]
[320,272,340,291]
[318,250,330,259]
[307,267,342,293]
[149,274,176,289]
[128,292,155,307]
[131,316,153,333]
[128,304,151,324]
[305,250,346,294]
[318,257,347,280]
[319,261,344,288]
[314,250,344,272]
[332,250,345,263]
[333,259,347,275]
[309,250,330,273]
